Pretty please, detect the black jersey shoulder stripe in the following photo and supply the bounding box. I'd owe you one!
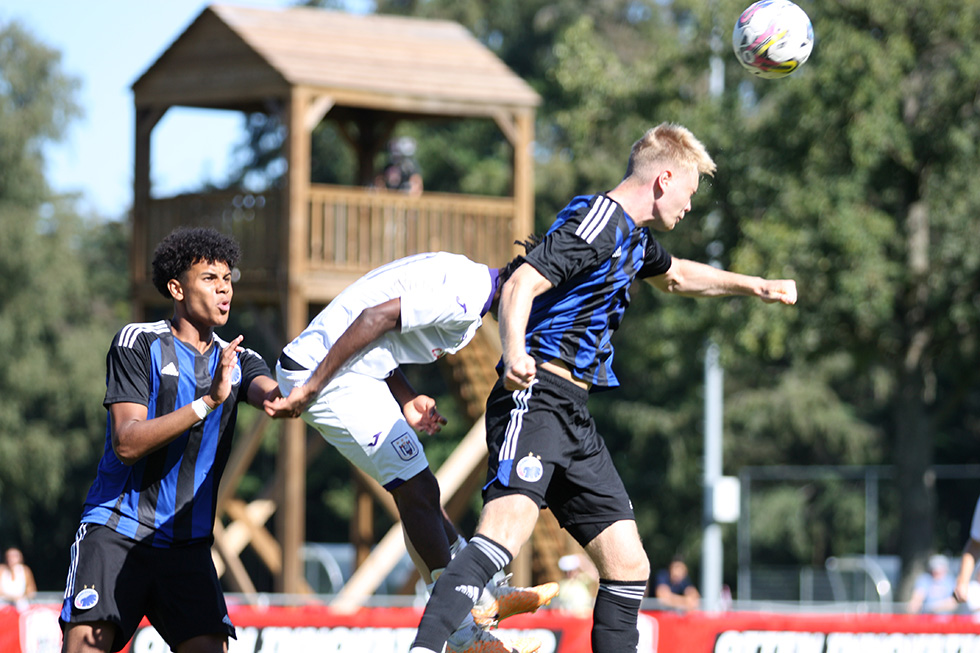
[574,196,616,244]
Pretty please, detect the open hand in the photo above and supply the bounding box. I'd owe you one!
[403,395,447,435]
[209,335,244,405]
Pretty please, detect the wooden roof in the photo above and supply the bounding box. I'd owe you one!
[133,4,540,116]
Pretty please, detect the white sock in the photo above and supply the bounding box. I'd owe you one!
[450,535,467,558]
[426,567,446,598]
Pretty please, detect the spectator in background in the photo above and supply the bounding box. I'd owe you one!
[0,547,37,610]
[555,553,599,617]
[908,554,957,614]
[653,555,700,611]
[374,136,423,196]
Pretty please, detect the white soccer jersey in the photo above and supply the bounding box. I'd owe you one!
[283,252,495,379]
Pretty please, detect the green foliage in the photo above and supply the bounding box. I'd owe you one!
[9,0,979,597]
[0,20,125,588]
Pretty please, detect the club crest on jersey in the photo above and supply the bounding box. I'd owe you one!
[516,454,544,483]
[391,433,420,461]
[231,361,242,385]
[74,587,99,610]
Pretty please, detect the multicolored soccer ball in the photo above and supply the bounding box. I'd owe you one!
[732,0,814,79]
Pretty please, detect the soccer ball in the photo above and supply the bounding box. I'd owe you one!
[732,0,814,79]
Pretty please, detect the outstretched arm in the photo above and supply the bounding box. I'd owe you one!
[646,258,797,305]
[264,298,402,417]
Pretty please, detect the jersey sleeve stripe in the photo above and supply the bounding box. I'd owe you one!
[118,321,168,349]
[574,196,616,244]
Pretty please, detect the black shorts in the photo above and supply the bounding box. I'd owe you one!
[483,368,635,547]
[59,523,235,652]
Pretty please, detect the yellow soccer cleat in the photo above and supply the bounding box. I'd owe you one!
[471,581,560,629]
[446,622,541,653]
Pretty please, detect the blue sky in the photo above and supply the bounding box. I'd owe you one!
[3,0,297,218]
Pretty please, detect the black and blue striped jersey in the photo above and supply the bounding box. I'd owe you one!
[79,320,270,547]
[522,193,672,389]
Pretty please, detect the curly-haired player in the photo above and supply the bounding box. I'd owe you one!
[60,227,283,653]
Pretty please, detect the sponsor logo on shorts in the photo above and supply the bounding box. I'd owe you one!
[431,347,447,359]
[516,454,544,483]
[74,587,99,610]
[391,433,420,461]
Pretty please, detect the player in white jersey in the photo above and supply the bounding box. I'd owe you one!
[265,251,553,653]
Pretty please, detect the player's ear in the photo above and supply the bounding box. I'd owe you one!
[652,169,671,199]
[167,277,184,302]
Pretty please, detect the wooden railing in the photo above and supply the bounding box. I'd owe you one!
[306,184,516,272]
[143,186,517,292]
[145,191,281,287]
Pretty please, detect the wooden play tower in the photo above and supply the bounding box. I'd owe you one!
[129,4,568,600]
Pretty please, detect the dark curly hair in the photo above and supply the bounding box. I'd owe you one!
[499,234,542,284]
[151,227,241,299]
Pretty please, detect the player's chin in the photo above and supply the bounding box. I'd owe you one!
[213,309,231,325]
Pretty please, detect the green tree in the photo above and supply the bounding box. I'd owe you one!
[383,0,980,597]
[0,20,126,588]
[236,0,980,599]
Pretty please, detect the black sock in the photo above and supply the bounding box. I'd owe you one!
[591,579,646,653]
[411,534,512,651]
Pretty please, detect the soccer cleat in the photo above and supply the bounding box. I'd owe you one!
[471,580,560,629]
[446,622,541,653]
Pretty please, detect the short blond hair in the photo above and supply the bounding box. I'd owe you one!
[625,123,716,181]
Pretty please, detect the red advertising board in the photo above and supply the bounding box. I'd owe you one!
[5,603,980,653]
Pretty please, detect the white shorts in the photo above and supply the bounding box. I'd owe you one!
[276,363,430,489]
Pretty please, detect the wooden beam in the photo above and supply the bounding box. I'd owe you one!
[216,414,273,515]
[277,85,311,594]
[492,110,519,148]
[512,110,535,250]
[351,465,399,520]
[225,499,283,574]
[211,520,259,599]
[306,94,335,132]
[131,104,168,316]
[351,474,375,569]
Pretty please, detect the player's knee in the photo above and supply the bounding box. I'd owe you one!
[392,468,442,512]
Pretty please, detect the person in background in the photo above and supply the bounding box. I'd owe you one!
[554,553,599,617]
[908,554,957,614]
[0,547,37,610]
[653,555,700,611]
[374,136,423,196]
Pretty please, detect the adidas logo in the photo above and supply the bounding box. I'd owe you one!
[161,362,179,377]
[612,245,623,258]
[454,584,483,604]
